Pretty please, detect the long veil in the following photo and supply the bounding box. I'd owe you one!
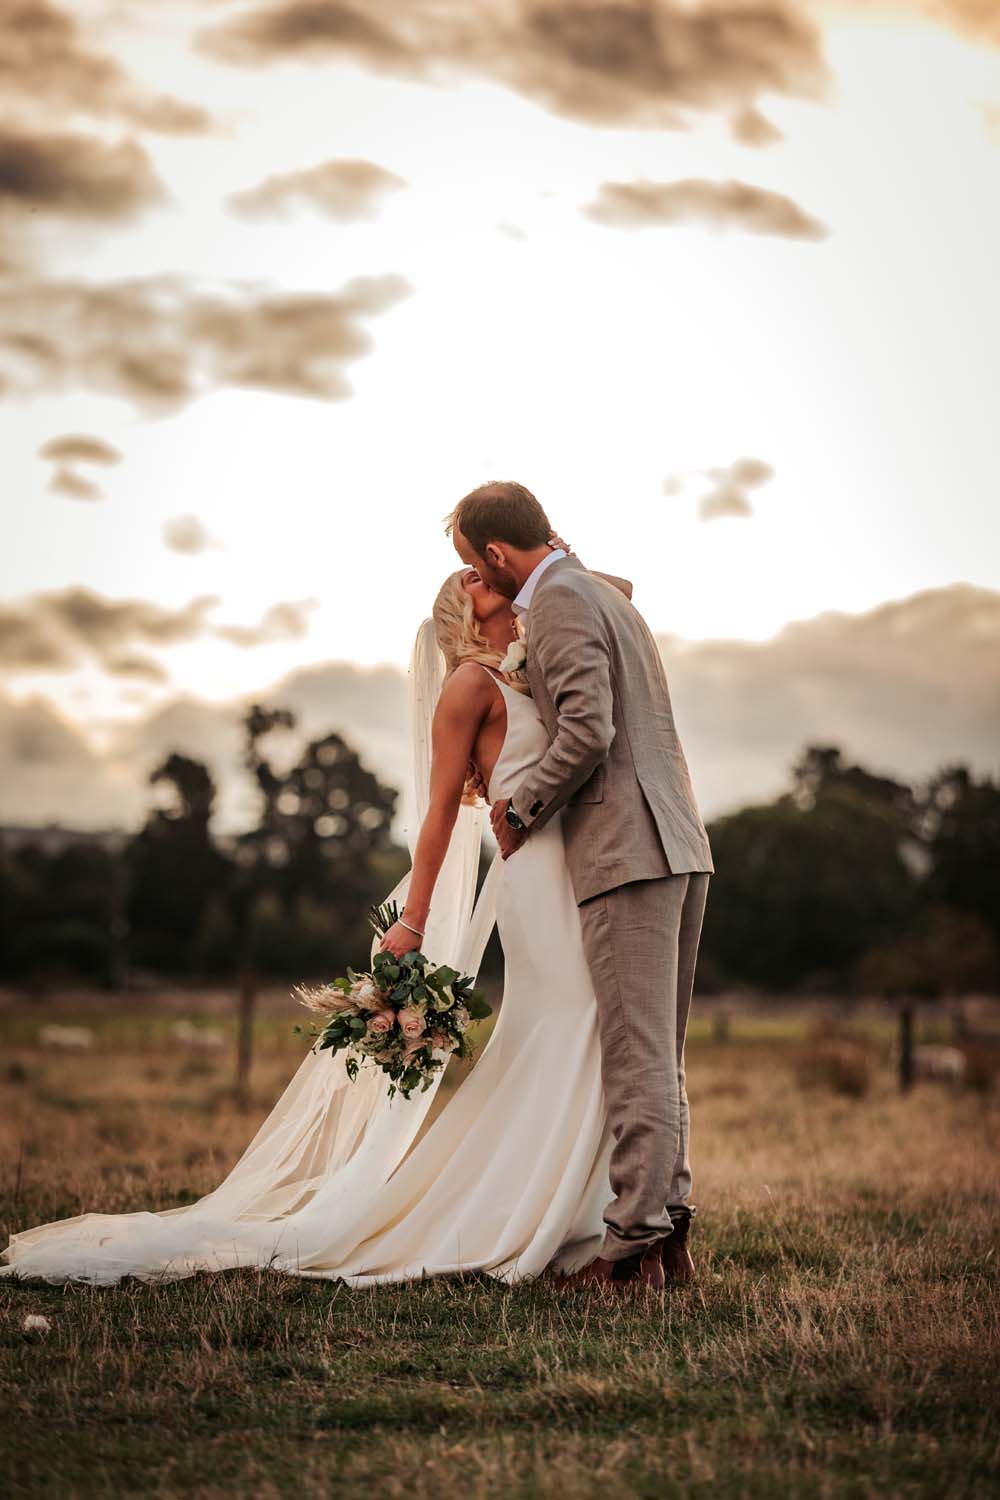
[0,620,502,1284]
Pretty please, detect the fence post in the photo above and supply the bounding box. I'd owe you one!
[899,998,915,1092]
[236,967,256,1107]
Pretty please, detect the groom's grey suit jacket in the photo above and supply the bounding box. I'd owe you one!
[510,555,714,905]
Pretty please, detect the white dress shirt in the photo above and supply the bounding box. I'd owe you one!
[511,547,567,616]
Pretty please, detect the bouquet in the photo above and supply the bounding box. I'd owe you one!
[291,902,491,1100]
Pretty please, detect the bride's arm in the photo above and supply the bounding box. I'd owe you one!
[378,664,494,958]
[591,570,633,600]
[547,533,633,602]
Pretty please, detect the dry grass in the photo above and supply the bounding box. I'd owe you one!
[1,993,998,1499]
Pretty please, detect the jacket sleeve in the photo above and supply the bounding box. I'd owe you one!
[509,583,615,834]
[591,570,633,601]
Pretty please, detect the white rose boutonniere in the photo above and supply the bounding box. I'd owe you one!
[498,640,527,674]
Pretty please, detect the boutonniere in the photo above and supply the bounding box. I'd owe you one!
[498,639,527,674]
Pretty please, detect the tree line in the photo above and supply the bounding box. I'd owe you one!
[1,717,997,999]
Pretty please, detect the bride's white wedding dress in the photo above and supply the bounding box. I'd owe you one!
[0,669,614,1287]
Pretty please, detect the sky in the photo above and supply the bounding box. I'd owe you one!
[1,0,998,836]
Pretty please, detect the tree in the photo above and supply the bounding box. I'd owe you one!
[191,892,237,978]
[702,778,919,991]
[857,904,998,999]
[127,753,231,975]
[228,704,399,1103]
[232,711,398,961]
[791,744,917,822]
[918,765,1000,946]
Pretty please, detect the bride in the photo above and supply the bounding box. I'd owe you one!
[0,552,643,1290]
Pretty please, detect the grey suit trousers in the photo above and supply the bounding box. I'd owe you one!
[577,870,710,1261]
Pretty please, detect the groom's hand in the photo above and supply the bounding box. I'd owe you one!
[490,798,527,860]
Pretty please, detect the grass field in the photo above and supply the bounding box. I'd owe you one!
[1,988,998,1499]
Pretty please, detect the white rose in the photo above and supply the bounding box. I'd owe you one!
[431,983,456,1012]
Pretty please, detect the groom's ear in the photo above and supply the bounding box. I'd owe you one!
[484,541,506,570]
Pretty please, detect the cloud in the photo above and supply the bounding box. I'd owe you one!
[0,602,76,672]
[198,0,424,75]
[39,432,122,501]
[0,270,413,411]
[698,486,754,520]
[45,589,221,655]
[0,587,324,677]
[214,599,320,647]
[0,125,165,221]
[729,105,783,147]
[196,0,832,135]
[0,589,218,674]
[658,582,1000,818]
[697,455,775,519]
[103,653,171,684]
[583,176,827,239]
[0,0,212,134]
[48,466,102,501]
[1,583,996,839]
[162,514,222,555]
[0,691,124,831]
[229,157,407,222]
[826,1,1000,49]
[880,1,1000,48]
[39,434,122,466]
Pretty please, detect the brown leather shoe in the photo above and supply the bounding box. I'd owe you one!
[555,1254,633,1292]
[556,1246,665,1294]
[660,1215,695,1283]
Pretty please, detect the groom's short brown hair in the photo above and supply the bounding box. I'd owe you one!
[446,481,551,555]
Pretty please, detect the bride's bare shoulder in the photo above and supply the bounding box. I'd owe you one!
[438,661,500,712]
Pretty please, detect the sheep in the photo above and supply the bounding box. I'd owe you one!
[168,1020,225,1050]
[912,1044,967,1087]
[37,1024,95,1050]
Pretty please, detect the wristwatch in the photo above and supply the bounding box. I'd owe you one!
[505,802,526,832]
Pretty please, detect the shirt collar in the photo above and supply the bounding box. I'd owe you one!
[512,547,567,615]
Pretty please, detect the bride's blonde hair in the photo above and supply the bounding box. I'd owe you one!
[432,570,530,694]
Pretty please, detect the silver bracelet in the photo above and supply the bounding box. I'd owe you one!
[399,916,425,939]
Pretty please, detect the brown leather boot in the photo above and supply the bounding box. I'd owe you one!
[636,1243,666,1291]
[556,1244,667,1295]
[660,1214,695,1283]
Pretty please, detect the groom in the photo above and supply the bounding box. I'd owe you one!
[449,481,714,1294]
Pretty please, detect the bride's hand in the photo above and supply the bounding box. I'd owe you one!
[379,920,423,958]
[461,759,489,805]
[548,530,576,557]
